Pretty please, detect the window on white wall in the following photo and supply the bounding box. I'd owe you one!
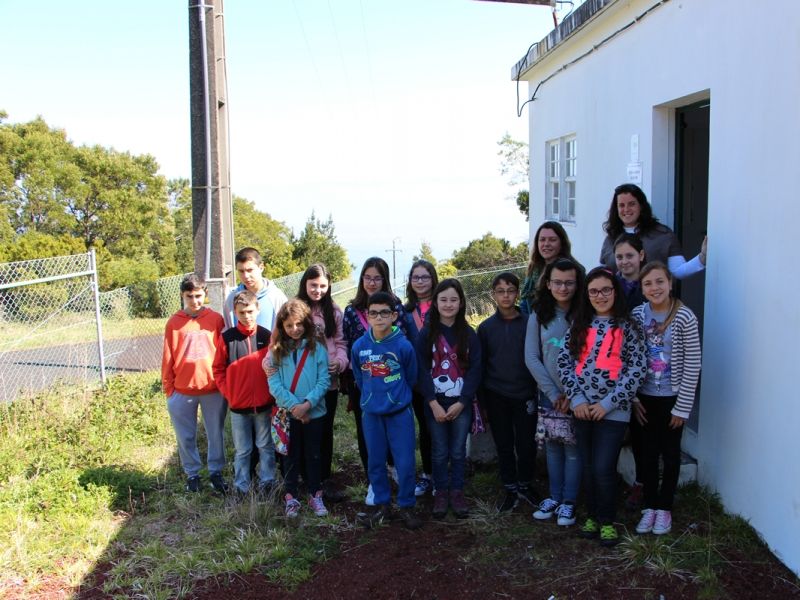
[545,136,576,222]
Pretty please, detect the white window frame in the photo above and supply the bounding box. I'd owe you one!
[545,135,577,223]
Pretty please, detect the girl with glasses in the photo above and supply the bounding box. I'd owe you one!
[525,258,585,526]
[558,267,645,546]
[403,260,439,497]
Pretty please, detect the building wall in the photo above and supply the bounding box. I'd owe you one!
[521,0,800,574]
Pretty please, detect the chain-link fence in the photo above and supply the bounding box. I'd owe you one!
[0,254,527,401]
[0,252,104,401]
[455,263,527,318]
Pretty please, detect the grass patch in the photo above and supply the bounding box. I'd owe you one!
[0,372,350,598]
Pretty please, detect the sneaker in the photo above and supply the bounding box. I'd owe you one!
[517,485,540,507]
[653,509,672,535]
[309,490,328,517]
[185,475,201,493]
[432,490,449,519]
[625,482,644,511]
[599,523,620,547]
[579,517,600,539]
[398,507,423,530]
[497,490,519,513]
[414,475,433,497]
[388,465,399,485]
[533,498,560,520]
[635,508,657,534]
[450,489,469,519]
[556,502,577,527]
[357,504,393,529]
[209,472,229,495]
[284,493,301,518]
[365,484,375,506]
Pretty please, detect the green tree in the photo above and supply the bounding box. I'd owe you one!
[292,212,351,281]
[168,177,193,273]
[498,132,530,221]
[450,232,528,271]
[233,196,298,278]
[412,240,438,265]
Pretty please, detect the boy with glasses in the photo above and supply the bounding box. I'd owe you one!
[351,292,422,530]
[477,272,540,512]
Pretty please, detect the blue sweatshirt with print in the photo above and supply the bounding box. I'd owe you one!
[351,326,418,415]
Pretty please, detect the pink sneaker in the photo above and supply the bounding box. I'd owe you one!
[309,490,328,517]
[653,509,672,535]
[636,508,656,533]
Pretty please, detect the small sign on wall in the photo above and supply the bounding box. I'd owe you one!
[627,162,643,185]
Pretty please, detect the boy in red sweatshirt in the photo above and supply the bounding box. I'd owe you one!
[161,274,228,493]
[213,290,276,496]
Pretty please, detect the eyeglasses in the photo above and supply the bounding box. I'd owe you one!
[411,275,431,282]
[367,309,393,319]
[362,275,384,284]
[587,287,614,298]
[492,288,517,296]
[549,280,576,289]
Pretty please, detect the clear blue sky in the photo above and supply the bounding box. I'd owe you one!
[1,0,572,282]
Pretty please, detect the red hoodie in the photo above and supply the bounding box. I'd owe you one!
[161,308,224,397]
[213,323,273,412]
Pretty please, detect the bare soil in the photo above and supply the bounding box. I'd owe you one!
[76,463,800,600]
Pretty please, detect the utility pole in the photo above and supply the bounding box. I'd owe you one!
[385,237,402,289]
[188,0,234,310]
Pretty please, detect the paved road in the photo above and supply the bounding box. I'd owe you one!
[0,334,162,401]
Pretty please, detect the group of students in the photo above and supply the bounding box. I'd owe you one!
[161,183,703,545]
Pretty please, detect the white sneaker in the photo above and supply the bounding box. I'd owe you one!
[556,502,576,526]
[533,497,560,520]
[653,509,672,535]
[365,483,375,506]
[636,508,656,533]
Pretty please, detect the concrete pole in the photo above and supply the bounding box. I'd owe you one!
[188,0,234,311]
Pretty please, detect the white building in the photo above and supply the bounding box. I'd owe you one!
[513,0,800,575]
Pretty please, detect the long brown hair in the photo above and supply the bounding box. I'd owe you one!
[270,299,319,365]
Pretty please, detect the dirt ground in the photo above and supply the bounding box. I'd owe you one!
[74,464,800,600]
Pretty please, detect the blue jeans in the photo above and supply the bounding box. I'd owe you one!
[545,439,581,503]
[167,391,227,477]
[230,410,276,493]
[426,398,472,492]
[362,406,416,508]
[574,418,627,524]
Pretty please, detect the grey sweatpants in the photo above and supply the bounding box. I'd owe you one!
[167,391,227,477]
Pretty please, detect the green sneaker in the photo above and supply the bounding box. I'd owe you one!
[579,518,599,539]
[599,524,620,547]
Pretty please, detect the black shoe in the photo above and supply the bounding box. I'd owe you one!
[398,508,423,530]
[256,480,278,500]
[323,481,346,503]
[209,472,229,495]
[357,504,393,529]
[516,486,540,507]
[497,490,519,513]
[185,475,201,493]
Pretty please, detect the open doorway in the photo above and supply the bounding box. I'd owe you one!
[674,100,709,434]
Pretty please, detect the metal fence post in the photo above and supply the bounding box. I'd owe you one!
[89,248,107,385]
